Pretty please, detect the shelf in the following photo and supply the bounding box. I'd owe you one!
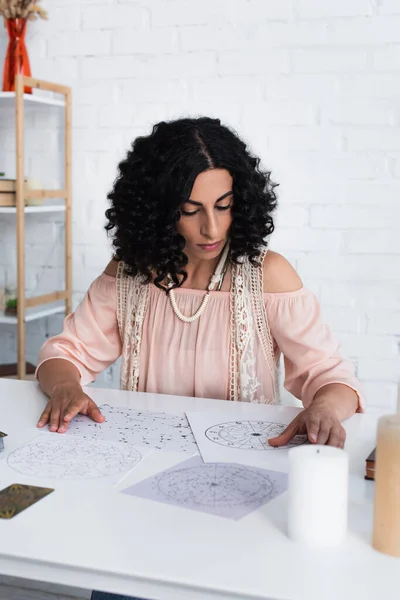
[0,205,66,214]
[1,77,71,378]
[0,303,66,325]
[0,92,65,108]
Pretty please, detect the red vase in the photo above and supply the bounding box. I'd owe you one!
[2,18,32,93]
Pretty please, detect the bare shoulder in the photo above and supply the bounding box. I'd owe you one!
[262,250,303,293]
[104,258,119,278]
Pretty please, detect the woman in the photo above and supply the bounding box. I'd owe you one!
[36,117,363,600]
[37,116,363,446]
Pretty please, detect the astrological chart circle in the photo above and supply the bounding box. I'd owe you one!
[205,421,307,450]
[156,463,276,507]
[7,436,142,479]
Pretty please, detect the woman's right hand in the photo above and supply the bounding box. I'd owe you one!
[37,381,105,433]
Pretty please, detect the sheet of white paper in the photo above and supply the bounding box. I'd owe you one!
[7,435,145,481]
[62,405,199,455]
[122,455,288,520]
[186,409,308,471]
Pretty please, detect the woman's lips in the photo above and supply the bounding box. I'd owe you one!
[197,241,222,251]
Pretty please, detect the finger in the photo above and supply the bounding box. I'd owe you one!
[306,416,320,444]
[334,427,346,449]
[37,406,51,427]
[49,408,62,432]
[62,401,85,423]
[326,427,342,448]
[58,399,89,433]
[340,428,347,448]
[316,423,331,446]
[86,400,104,423]
[268,418,300,447]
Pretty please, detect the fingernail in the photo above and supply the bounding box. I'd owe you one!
[310,434,317,442]
[50,425,57,431]
[37,421,43,427]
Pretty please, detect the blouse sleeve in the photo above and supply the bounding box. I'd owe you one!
[265,288,365,412]
[36,273,122,386]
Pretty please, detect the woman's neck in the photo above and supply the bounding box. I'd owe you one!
[181,253,221,290]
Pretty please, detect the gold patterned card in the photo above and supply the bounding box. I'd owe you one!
[0,483,54,519]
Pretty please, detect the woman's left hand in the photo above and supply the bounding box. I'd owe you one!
[268,403,346,448]
[268,384,360,448]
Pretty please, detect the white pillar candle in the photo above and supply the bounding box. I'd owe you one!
[288,445,349,547]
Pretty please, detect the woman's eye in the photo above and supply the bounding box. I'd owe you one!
[181,203,232,216]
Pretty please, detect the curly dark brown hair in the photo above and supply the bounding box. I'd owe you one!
[105,117,278,291]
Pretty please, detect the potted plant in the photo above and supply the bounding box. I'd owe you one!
[5,297,17,315]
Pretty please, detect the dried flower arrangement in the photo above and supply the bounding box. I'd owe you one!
[1,1,47,92]
[0,0,47,21]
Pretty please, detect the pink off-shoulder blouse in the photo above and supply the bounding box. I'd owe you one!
[36,272,364,410]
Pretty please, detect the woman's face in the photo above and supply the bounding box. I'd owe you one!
[176,168,233,261]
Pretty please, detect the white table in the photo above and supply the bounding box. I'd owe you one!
[0,379,398,600]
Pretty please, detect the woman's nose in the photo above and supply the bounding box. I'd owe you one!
[200,213,219,240]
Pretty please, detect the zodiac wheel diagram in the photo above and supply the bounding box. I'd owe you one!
[7,437,142,479]
[205,420,307,450]
[155,463,277,507]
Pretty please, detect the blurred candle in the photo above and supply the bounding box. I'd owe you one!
[373,414,400,557]
[397,382,400,415]
[288,445,349,547]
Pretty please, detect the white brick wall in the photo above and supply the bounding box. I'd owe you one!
[0,0,399,410]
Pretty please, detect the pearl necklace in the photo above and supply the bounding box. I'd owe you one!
[167,243,230,323]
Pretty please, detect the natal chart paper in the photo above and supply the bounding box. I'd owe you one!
[62,404,199,454]
[122,455,288,520]
[186,409,307,470]
[7,435,143,480]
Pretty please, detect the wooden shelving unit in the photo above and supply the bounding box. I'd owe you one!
[0,75,72,379]
[0,205,66,215]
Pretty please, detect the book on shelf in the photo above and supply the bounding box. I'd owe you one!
[0,178,30,195]
[0,178,45,206]
[365,447,376,481]
[0,179,16,193]
[0,192,16,206]
[0,431,7,453]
